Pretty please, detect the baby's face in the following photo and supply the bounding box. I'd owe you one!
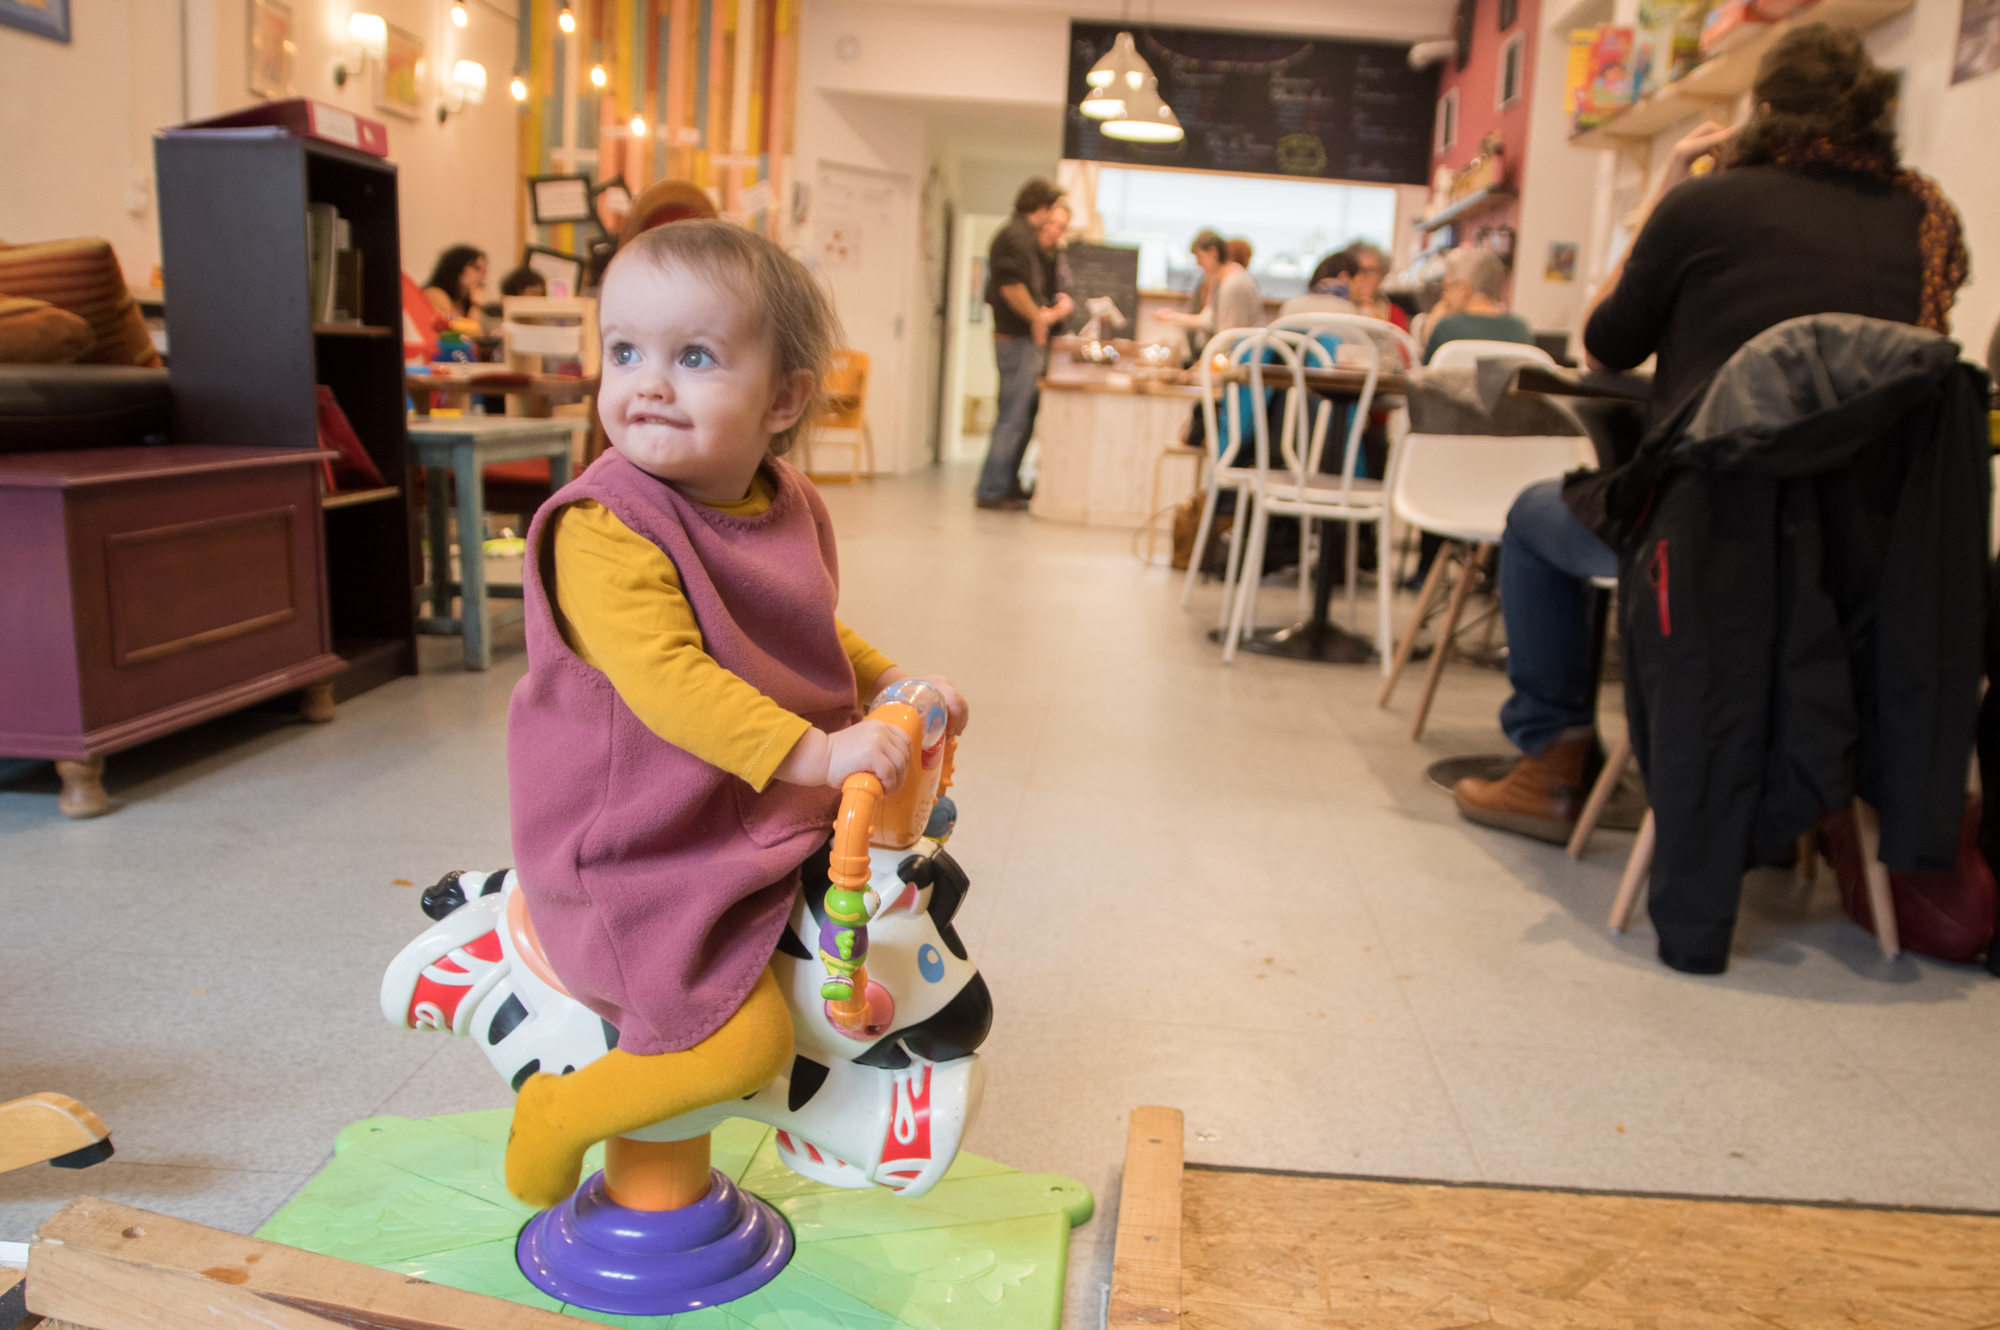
[598,259,805,503]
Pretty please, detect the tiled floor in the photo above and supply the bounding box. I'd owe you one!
[5,464,1998,1328]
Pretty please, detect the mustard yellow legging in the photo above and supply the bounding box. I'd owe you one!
[505,965,793,1207]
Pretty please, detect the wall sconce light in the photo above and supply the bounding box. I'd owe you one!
[332,11,387,88]
[437,59,488,122]
[629,115,646,137]
[450,2,467,26]
[589,63,607,88]
[509,74,529,102]
[557,3,575,34]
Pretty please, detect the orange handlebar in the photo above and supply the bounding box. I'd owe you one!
[829,771,882,890]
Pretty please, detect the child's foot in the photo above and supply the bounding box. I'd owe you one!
[505,1071,591,1208]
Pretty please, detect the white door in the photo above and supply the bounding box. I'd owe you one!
[943,212,1008,462]
[809,163,914,472]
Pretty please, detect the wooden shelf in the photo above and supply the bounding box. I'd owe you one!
[1569,0,1915,150]
[312,323,395,337]
[321,485,400,510]
[1413,187,1518,233]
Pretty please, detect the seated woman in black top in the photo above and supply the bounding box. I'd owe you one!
[1453,25,1969,968]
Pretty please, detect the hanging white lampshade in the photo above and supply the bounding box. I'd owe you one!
[1080,82,1125,119]
[1085,30,1145,88]
[1102,77,1184,143]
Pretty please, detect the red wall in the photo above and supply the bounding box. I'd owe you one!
[1432,0,1541,243]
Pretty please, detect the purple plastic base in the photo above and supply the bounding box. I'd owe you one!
[516,1167,794,1314]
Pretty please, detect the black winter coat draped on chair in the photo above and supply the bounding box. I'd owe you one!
[1565,315,1992,971]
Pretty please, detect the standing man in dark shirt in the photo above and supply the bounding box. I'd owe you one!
[976,178,1072,510]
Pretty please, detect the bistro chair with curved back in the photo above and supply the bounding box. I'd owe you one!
[1180,326,1286,627]
[1374,341,1583,738]
[802,349,875,484]
[1219,321,1389,664]
[1427,338,1559,372]
[1267,312,1422,663]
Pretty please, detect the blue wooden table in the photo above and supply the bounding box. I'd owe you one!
[407,415,579,670]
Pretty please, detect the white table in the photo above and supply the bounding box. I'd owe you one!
[1030,375,1205,527]
[407,415,579,670]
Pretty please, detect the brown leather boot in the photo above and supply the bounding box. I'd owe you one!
[1453,733,1596,844]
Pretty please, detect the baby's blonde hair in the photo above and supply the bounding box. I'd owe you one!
[608,219,843,455]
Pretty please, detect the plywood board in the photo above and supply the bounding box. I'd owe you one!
[28,1196,579,1330]
[1180,1167,2000,1328]
[1109,1106,1184,1327]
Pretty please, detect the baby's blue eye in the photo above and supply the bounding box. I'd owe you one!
[609,342,639,366]
[678,346,716,369]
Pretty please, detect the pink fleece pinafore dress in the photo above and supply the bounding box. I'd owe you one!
[507,452,858,1055]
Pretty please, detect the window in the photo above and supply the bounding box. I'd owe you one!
[1497,33,1525,109]
[1436,88,1459,153]
[1499,0,1519,30]
[1085,164,1398,298]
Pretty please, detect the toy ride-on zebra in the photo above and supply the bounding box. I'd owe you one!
[380,680,991,1313]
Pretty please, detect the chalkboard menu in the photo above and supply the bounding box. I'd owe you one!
[1059,241,1141,334]
[1064,24,1437,186]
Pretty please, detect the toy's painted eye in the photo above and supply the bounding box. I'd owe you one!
[917,944,944,982]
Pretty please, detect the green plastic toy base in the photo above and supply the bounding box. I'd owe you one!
[258,1111,1093,1329]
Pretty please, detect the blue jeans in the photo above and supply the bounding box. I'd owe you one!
[1498,479,1619,756]
[977,337,1043,502]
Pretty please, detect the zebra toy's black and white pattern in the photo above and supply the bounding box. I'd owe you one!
[381,834,989,1198]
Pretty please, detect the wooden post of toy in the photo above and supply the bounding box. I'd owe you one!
[603,1134,713,1211]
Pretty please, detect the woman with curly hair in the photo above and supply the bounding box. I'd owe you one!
[1582,23,1967,415]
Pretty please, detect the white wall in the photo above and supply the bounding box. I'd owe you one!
[1872,0,2000,364]
[0,3,186,285]
[0,1,519,296]
[1511,0,1616,339]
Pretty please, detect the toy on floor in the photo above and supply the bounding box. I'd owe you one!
[0,1093,112,1174]
[380,680,990,1314]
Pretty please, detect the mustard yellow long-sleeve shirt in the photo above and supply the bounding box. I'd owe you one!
[549,473,893,791]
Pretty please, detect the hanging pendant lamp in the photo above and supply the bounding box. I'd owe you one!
[1086,30,1145,88]
[1102,77,1184,143]
[1080,82,1125,119]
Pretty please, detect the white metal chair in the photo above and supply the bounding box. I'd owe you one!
[1374,427,1594,738]
[1220,323,1389,663]
[1179,327,1284,629]
[1427,338,1557,371]
[1268,314,1423,665]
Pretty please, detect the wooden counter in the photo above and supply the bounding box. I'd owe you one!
[1032,372,1204,527]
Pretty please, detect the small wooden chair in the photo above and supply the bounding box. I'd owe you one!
[804,349,875,483]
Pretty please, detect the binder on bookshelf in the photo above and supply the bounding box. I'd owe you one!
[169,98,390,157]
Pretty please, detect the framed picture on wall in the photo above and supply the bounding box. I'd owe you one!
[522,246,584,297]
[247,0,293,100]
[376,22,424,120]
[0,0,70,42]
[528,175,596,225]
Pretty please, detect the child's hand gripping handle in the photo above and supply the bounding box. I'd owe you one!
[822,770,882,1030]
[820,682,953,1032]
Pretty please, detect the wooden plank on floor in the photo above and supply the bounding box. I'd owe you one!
[1178,1167,2000,1329]
[29,1197,577,1330]
[1108,1106,1184,1327]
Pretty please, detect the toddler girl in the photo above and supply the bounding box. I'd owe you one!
[504,220,967,1206]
